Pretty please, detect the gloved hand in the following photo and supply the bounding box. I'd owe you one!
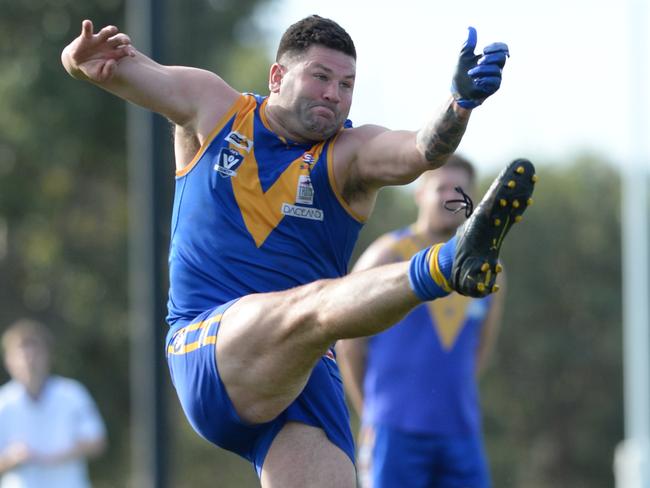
[451,27,509,109]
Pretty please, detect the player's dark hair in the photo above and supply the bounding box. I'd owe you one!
[276,15,356,62]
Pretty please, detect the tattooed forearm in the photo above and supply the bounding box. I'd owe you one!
[416,100,470,166]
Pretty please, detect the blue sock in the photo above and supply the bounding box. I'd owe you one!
[437,236,456,282]
[408,237,456,301]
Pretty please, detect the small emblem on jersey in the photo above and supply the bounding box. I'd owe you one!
[214,148,244,177]
[296,175,315,205]
[281,203,324,221]
[302,152,315,164]
[225,131,253,152]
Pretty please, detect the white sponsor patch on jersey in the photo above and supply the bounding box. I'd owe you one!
[281,203,324,221]
[295,175,315,205]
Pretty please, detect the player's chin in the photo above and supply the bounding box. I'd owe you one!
[306,119,342,140]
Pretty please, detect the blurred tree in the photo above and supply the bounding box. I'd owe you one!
[480,156,624,488]
[0,0,271,486]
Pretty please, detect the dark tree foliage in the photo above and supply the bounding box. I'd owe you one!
[482,157,623,488]
[0,0,270,486]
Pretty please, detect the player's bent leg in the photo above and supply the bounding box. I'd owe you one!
[214,160,537,426]
[167,309,355,476]
[260,422,356,488]
[216,263,421,424]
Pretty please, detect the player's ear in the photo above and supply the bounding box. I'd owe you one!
[269,63,285,93]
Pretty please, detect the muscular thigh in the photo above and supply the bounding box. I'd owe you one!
[261,422,356,488]
[215,288,334,423]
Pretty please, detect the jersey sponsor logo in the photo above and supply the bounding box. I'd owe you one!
[281,203,324,221]
[225,131,253,152]
[296,175,314,205]
[214,148,244,177]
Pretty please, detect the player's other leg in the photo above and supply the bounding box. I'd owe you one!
[260,423,356,488]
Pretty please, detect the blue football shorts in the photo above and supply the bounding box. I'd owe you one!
[358,423,491,488]
[165,299,355,475]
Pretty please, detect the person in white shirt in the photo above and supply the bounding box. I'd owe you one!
[0,319,107,488]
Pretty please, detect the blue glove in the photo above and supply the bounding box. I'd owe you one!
[451,27,509,109]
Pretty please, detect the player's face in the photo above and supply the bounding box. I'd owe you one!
[416,166,474,234]
[274,46,355,141]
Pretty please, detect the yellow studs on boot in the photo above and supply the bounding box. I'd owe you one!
[476,283,486,293]
[481,262,490,272]
[531,174,538,183]
[515,215,523,223]
[492,284,500,293]
[527,198,534,206]
[512,199,520,208]
[499,199,507,207]
[516,166,525,174]
[507,180,516,189]
[494,218,501,226]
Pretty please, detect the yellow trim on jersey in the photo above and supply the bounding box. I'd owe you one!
[175,94,251,177]
[326,131,366,223]
[259,97,273,132]
[166,314,223,355]
[390,235,420,261]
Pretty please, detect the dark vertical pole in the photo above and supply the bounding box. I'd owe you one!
[126,0,169,487]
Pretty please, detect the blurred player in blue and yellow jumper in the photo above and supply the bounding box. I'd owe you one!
[339,155,504,488]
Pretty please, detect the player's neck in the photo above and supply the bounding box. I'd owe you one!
[264,98,311,144]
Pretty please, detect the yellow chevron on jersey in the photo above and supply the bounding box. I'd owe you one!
[167,93,363,325]
[229,99,327,247]
[427,294,473,350]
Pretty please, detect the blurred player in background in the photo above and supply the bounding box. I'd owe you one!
[338,155,505,488]
[0,319,107,488]
[61,14,533,487]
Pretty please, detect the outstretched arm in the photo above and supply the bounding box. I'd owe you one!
[338,27,509,202]
[61,20,239,132]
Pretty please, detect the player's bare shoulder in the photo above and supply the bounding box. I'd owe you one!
[173,68,240,136]
[331,124,389,185]
[334,124,389,162]
[172,69,241,171]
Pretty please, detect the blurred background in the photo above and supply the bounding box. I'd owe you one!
[0,0,646,486]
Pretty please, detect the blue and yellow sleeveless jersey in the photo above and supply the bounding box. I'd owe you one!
[167,94,364,326]
[363,227,492,436]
